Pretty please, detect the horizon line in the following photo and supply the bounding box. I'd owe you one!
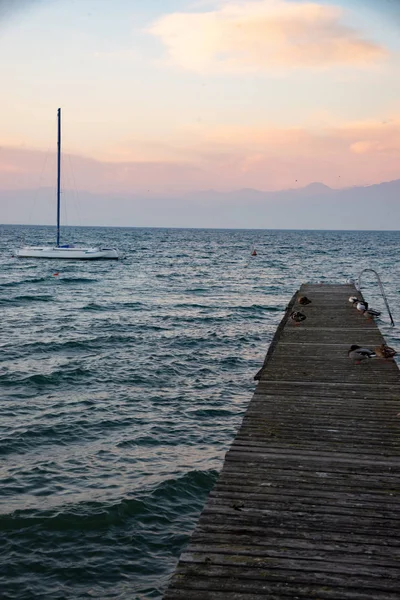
[1,223,399,233]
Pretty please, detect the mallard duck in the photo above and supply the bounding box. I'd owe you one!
[298,296,311,305]
[290,311,306,323]
[356,301,368,313]
[374,344,397,359]
[348,344,376,361]
[364,308,381,319]
[356,301,381,319]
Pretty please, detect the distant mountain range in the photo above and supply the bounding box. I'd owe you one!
[1,179,399,229]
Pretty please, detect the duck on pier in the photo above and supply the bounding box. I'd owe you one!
[356,301,381,319]
[356,301,368,313]
[364,308,381,319]
[348,345,376,361]
[374,344,397,359]
[290,311,306,323]
[349,296,359,305]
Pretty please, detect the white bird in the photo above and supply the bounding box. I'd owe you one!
[349,296,359,305]
[348,345,376,361]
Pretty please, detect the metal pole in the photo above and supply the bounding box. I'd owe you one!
[57,108,61,247]
[357,268,395,327]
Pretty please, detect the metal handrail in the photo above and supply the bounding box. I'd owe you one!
[356,268,395,327]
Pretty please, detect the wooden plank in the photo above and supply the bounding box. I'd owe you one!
[164,587,400,600]
[163,284,400,599]
[169,564,400,592]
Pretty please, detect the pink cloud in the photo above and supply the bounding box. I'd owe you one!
[148,0,387,73]
[1,117,400,194]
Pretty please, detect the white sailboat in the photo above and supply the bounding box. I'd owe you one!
[15,109,119,260]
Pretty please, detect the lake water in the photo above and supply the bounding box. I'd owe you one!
[1,225,399,599]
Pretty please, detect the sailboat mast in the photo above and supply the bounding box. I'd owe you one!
[56,108,61,247]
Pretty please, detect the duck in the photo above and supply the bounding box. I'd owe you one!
[355,301,381,319]
[374,344,397,359]
[298,296,311,305]
[348,345,376,361]
[364,307,381,319]
[349,296,359,305]
[356,301,368,313]
[290,311,306,323]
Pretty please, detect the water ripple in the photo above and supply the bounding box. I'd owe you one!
[0,225,399,599]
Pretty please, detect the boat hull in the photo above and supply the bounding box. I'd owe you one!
[14,246,119,260]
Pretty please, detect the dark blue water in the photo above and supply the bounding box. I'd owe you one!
[1,225,399,599]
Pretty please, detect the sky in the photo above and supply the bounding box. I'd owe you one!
[1,0,400,215]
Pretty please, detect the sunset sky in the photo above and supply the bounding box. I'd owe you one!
[1,0,400,199]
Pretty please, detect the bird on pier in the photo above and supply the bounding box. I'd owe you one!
[348,296,359,305]
[298,296,311,305]
[348,345,376,362]
[364,307,381,319]
[374,344,397,359]
[356,301,368,313]
[290,311,306,323]
[356,301,381,319]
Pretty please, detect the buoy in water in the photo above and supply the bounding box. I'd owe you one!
[53,272,59,276]
[251,249,257,256]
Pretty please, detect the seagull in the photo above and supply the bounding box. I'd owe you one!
[290,311,306,323]
[374,344,397,359]
[348,345,376,362]
[298,296,311,305]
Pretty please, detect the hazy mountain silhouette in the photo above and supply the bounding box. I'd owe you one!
[1,179,399,229]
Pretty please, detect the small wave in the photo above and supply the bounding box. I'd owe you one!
[169,315,227,324]
[151,469,219,503]
[82,302,109,311]
[0,469,218,531]
[121,301,147,309]
[185,287,209,294]
[0,294,53,305]
[235,304,283,312]
[82,301,146,311]
[177,302,209,309]
[0,366,89,388]
[20,339,95,354]
[155,272,182,279]
[220,355,246,366]
[0,414,141,457]
[188,408,236,418]
[0,276,49,288]
[60,277,97,284]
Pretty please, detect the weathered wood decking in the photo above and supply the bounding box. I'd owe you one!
[164,283,400,600]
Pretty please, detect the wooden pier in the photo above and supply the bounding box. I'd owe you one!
[164,283,400,600]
